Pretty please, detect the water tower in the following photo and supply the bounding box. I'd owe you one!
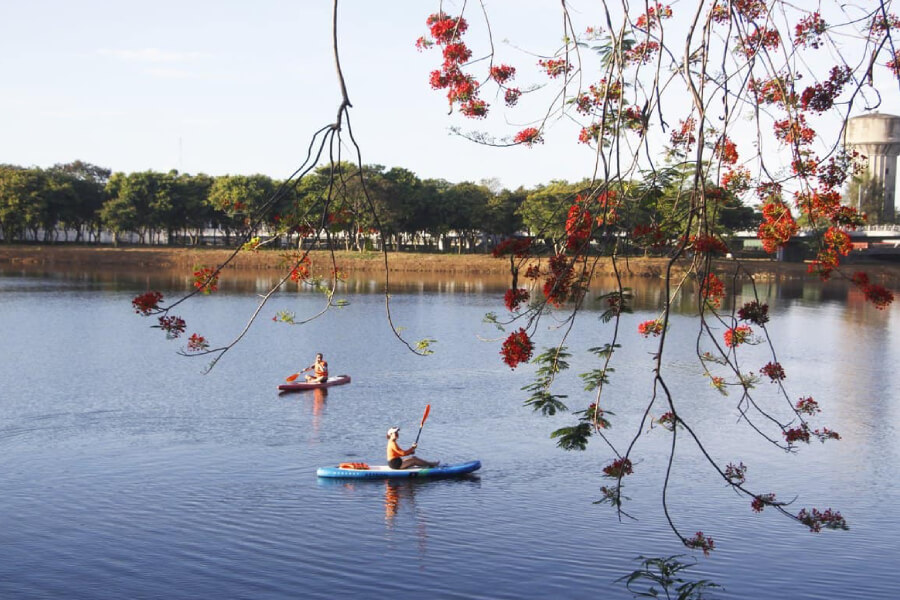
[844,113,900,224]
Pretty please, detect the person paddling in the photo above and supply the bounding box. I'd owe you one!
[303,353,329,383]
[386,426,438,469]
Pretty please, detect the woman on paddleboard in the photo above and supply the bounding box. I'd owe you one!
[386,426,438,469]
[304,353,328,383]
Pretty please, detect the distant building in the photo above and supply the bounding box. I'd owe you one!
[844,113,900,224]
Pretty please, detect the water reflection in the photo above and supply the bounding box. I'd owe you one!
[3,265,887,313]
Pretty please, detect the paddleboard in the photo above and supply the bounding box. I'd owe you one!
[317,460,481,479]
[278,374,351,392]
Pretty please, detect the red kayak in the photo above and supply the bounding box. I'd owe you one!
[278,374,351,392]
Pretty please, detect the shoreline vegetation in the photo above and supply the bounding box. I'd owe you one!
[2,244,900,284]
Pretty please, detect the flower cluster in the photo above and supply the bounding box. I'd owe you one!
[489,64,516,84]
[724,325,752,348]
[757,200,799,253]
[888,50,900,78]
[459,99,488,118]
[869,12,900,37]
[289,256,311,282]
[492,237,533,258]
[760,361,786,381]
[721,167,751,193]
[575,79,623,115]
[186,333,209,352]
[800,66,852,113]
[504,288,530,312]
[578,123,604,145]
[714,137,738,164]
[656,411,676,431]
[593,191,619,225]
[192,266,220,294]
[623,41,660,65]
[738,300,769,325]
[669,117,696,149]
[500,328,534,369]
[691,234,729,255]
[632,224,668,249]
[797,508,848,533]
[807,227,852,280]
[814,427,841,442]
[602,457,633,478]
[794,11,827,49]
[749,75,796,107]
[542,254,576,307]
[132,290,163,315]
[684,531,715,556]
[795,396,820,415]
[635,3,673,30]
[420,13,492,119]
[724,462,747,484]
[818,150,865,191]
[513,127,543,146]
[710,0,766,24]
[751,493,777,513]
[784,425,811,444]
[157,315,186,339]
[774,115,815,146]
[738,27,781,58]
[565,196,593,251]
[638,319,664,337]
[700,273,726,308]
[538,58,571,78]
[583,403,612,429]
[851,272,894,309]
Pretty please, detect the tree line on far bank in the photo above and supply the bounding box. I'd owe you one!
[0,160,759,254]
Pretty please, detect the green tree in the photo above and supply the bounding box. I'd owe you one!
[207,174,277,244]
[0,166,49,243]
[439,181,492,253]
[47,161,110,243]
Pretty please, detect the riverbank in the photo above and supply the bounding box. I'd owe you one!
[2,244,899,283]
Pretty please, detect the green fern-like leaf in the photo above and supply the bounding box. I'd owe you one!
[579,367,614,391]
[550,423,592,450]
[524,390,568,416]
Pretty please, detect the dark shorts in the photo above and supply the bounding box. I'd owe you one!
[388,457,403,469]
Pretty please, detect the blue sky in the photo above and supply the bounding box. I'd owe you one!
[1,1,607,189]
[2,1,897,192]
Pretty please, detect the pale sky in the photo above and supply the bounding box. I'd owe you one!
[1,1,609,190]
[2,1,897,191]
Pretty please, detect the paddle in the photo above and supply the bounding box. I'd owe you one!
[413,404,431,445]
[285,366,312,382]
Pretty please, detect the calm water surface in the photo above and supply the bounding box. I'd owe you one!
[0,268,898,599]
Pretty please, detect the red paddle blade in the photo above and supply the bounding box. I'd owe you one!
[420,404,431,426]
[286,373,299,382]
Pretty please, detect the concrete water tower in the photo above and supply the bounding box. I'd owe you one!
[844,113,900,224]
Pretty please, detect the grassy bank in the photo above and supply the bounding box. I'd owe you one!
[2,243,899,283]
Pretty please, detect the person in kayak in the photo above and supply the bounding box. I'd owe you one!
[304,353,328,383]
[386,426,438,469]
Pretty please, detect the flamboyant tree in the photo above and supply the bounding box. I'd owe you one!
[132,0,899,560]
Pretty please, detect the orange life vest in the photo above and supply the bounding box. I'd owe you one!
[315,360,328,378]
[338,462,369,470]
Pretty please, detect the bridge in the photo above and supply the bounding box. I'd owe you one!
[731,225,900,261]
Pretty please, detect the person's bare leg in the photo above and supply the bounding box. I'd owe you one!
[402,456,439,469]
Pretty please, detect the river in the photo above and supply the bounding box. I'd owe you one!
[0,267,897,599]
